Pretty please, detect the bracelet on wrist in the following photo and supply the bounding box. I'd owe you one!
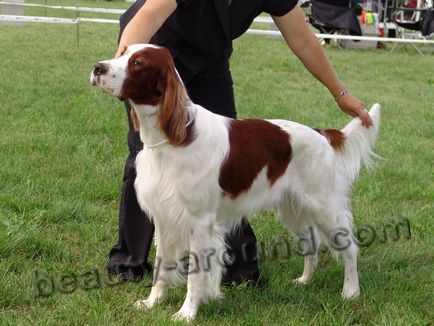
[334,89,349,102]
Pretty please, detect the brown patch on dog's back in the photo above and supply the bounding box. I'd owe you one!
[219,120,292,199]
[314,128,346,151]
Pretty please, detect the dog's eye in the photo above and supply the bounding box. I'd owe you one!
[132,60,142,66]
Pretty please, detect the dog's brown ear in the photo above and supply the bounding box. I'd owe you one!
[130,106,140,132]
[158,54,189,146]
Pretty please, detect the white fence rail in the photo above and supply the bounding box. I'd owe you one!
[247,29,434,44]
[1,2,433,47]
[0,14,118,24]
[0,1,125,14]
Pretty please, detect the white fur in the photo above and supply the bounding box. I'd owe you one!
[91,45,381,321]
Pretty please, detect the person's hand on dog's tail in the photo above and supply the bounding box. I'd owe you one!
[336,91,373,128]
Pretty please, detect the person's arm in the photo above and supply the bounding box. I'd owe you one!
[116,0,178,57]
[272,5,372,127]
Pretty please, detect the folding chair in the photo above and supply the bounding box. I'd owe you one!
[307,0,363,48]
[391,0,434,54]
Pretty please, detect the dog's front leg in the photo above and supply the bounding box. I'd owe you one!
[135,227,182,310]
[172,218,224,322]
[134,248,167,309]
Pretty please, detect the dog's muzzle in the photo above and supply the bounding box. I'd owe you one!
[90,61,125,101]
[91,62,108,86]
[93,62,108,76]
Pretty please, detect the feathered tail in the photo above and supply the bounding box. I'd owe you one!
[338,103,381,184]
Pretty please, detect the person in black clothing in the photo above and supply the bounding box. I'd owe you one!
[107,0,373,283]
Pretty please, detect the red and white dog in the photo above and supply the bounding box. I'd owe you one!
[91,44,380,321]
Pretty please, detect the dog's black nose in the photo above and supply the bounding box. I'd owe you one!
[93,62,108,76]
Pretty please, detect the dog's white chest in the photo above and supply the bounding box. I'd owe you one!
[134,150,173,219]
[133,148,221,223]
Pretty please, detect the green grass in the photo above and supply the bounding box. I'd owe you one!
[1,3,433,325]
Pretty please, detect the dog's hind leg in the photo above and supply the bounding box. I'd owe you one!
[333,209,360,300]
[340,237,359,299]
[277,203,319,284]
[172,217,225,322]
[309,201,360,300]
[294,227,319,284]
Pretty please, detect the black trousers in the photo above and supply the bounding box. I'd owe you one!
[107,67,260,284]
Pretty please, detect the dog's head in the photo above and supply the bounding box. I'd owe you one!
[91,44,190,146]
[91,44,176,103]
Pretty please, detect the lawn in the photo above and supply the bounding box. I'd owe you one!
[1,2,433,325]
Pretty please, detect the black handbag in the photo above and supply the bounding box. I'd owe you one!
[421,8,434,36]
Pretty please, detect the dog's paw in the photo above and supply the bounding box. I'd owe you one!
[172,305,197,322]
[341,286,360,300]
[135,287,165,310]
[134,299,154,310]
[293,276,310,285]
[172,310,195,323]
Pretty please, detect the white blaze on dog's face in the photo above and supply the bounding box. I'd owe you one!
[90,44,169,104]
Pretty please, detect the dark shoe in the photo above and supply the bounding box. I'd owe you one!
[222,272,268,291]
[108,262,153,282]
